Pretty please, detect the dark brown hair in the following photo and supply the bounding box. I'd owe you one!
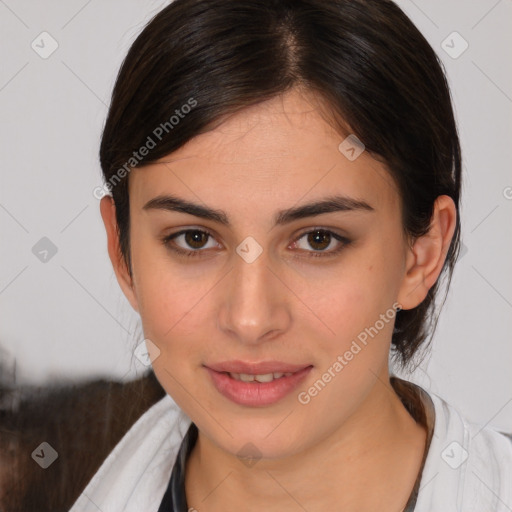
[99,0,462,369]
[0,369,166,511]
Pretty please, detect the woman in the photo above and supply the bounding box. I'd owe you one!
[70,0,512,510]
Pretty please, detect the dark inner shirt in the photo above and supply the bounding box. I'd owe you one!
[157,376,436,512]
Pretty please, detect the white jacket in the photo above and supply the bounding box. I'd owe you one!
[68,384,512,511]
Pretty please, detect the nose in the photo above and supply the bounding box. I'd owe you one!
[216,246,291,346]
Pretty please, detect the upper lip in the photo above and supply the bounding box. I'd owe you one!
[205,360,312,374]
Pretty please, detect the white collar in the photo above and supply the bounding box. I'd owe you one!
[69,382,512,512]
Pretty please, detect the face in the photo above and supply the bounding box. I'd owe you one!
[110,88,424,460]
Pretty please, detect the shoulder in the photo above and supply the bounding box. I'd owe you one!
[69,392,190,512]
[415,389,512,512]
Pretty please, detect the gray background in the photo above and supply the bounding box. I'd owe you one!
[0,0,511,431]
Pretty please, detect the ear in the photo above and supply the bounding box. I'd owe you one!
[99,196,139,312]
[397,195,457,310]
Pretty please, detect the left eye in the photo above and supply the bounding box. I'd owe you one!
[291,229,349,257]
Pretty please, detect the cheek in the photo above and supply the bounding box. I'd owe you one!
[294,271,399,428]
[301,256,396,342]
[296,248,401,388]
[136,271,207,350]
[130,240,202,352]
[134,259,210,413]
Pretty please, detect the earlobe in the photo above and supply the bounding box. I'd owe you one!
[397,195,457,310]
[99,196,139,313]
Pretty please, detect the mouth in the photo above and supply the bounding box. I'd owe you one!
[204,361,313,407]
[227,371,295,383]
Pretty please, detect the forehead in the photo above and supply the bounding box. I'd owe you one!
[129,89,399,218]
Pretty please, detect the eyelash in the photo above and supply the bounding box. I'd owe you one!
[161,228,351,259]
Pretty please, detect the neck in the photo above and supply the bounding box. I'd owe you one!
[185,369,427,511]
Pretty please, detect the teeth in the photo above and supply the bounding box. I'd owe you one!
[229,372,294,382]
[254,373,274,383]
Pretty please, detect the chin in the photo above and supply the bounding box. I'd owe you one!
[205,419,312,462]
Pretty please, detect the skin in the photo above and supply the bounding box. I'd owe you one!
[100,87,457,511]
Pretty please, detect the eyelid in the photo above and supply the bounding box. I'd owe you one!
[292,225,349,240]
[163,227,222,253]
[290,227,351,257]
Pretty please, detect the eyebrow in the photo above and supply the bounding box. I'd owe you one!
[142,193,375,227]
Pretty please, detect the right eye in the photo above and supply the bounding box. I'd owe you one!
[161,229,220,258]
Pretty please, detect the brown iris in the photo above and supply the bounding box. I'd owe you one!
[306,230,331,251]
[184,230,209,249]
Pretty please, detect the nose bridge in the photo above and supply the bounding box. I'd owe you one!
[218,244,288,342]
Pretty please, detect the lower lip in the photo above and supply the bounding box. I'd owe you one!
[205,366,313,407]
